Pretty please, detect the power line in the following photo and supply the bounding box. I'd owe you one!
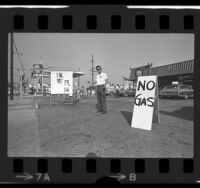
[92,54,94,85]
[8,67,32,71]
[22,51,90,62]
[13,39,24,71]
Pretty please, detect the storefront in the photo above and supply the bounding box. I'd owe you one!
[129,60,194,89]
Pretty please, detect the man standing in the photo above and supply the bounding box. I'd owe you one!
[134,69,142,89]
[95,65,108,114]
[135,69,142,79]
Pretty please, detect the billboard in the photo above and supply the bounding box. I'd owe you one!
[51,71,73,96]
[33,64,43,75]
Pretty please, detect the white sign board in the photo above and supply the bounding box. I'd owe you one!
[51,71,73,96]
[131,76,159,131]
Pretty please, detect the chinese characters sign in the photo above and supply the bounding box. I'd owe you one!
[51,71,73,96]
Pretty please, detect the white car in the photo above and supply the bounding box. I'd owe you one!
[159,84,194,99]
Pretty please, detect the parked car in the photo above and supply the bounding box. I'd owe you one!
[125,89,136,97]
[116,89,128,97]
[106,88,116,96]
[28,87,34,94]
[159,84,193,99]
[106,85,116,96]
[42,86,51,96]
[106,91,115,96]
[8,88,20,96]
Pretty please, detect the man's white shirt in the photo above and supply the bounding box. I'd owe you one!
[96,72,107,85]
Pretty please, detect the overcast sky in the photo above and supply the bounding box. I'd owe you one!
[9,33,194,86]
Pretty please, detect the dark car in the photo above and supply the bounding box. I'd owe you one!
[106,91,115,96]
[116,89,127,97]
[125,89,136,97]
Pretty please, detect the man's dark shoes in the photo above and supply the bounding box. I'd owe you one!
[96,110,102,113]
[102,111,106,114]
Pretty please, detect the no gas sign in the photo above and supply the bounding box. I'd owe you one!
[131,76,160,131]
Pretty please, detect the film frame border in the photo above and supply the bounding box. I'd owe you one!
[0,5,200,184]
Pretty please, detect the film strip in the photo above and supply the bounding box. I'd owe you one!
[0,5,200,184]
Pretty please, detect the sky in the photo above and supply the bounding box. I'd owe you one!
[9,33,194,86]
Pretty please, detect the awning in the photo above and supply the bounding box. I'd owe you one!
[73,72,86,78]
[42,70,86,78]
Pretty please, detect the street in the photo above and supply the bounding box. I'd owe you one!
[8,96,193,158]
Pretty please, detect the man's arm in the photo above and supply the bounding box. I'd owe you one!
[104,73,108,85]
[105,79,108,85]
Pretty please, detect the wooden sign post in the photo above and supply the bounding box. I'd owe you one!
[131,76,160,131]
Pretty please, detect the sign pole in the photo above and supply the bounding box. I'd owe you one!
[152,80,160,123]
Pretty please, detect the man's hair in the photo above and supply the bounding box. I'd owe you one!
[96,65,102,70]
[135,69,142,74]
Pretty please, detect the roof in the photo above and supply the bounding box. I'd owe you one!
[129,60,194,80]
[148,60,194,77]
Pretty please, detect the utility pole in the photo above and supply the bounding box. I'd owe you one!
[89,54,96,86]
[10,33,14,100]
[78,67,80,89]
[91,54,94,85]
[20,53,26,95]
[20,53,24,96]
[19,74,23,97]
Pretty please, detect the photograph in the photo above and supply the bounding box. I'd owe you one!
[8,33,194,158]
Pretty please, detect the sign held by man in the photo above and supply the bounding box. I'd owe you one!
[131,75,160,130]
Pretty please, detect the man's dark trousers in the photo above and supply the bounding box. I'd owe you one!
[96,85,106,112]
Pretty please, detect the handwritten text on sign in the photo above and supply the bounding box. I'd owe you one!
[131,76,158,130]
[51,71,73,96]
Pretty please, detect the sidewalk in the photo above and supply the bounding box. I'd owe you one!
[8,97,42,157]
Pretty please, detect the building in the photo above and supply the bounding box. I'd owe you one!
[129,60,194,89]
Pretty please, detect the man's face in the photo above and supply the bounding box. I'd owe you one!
[96,67,102,74]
